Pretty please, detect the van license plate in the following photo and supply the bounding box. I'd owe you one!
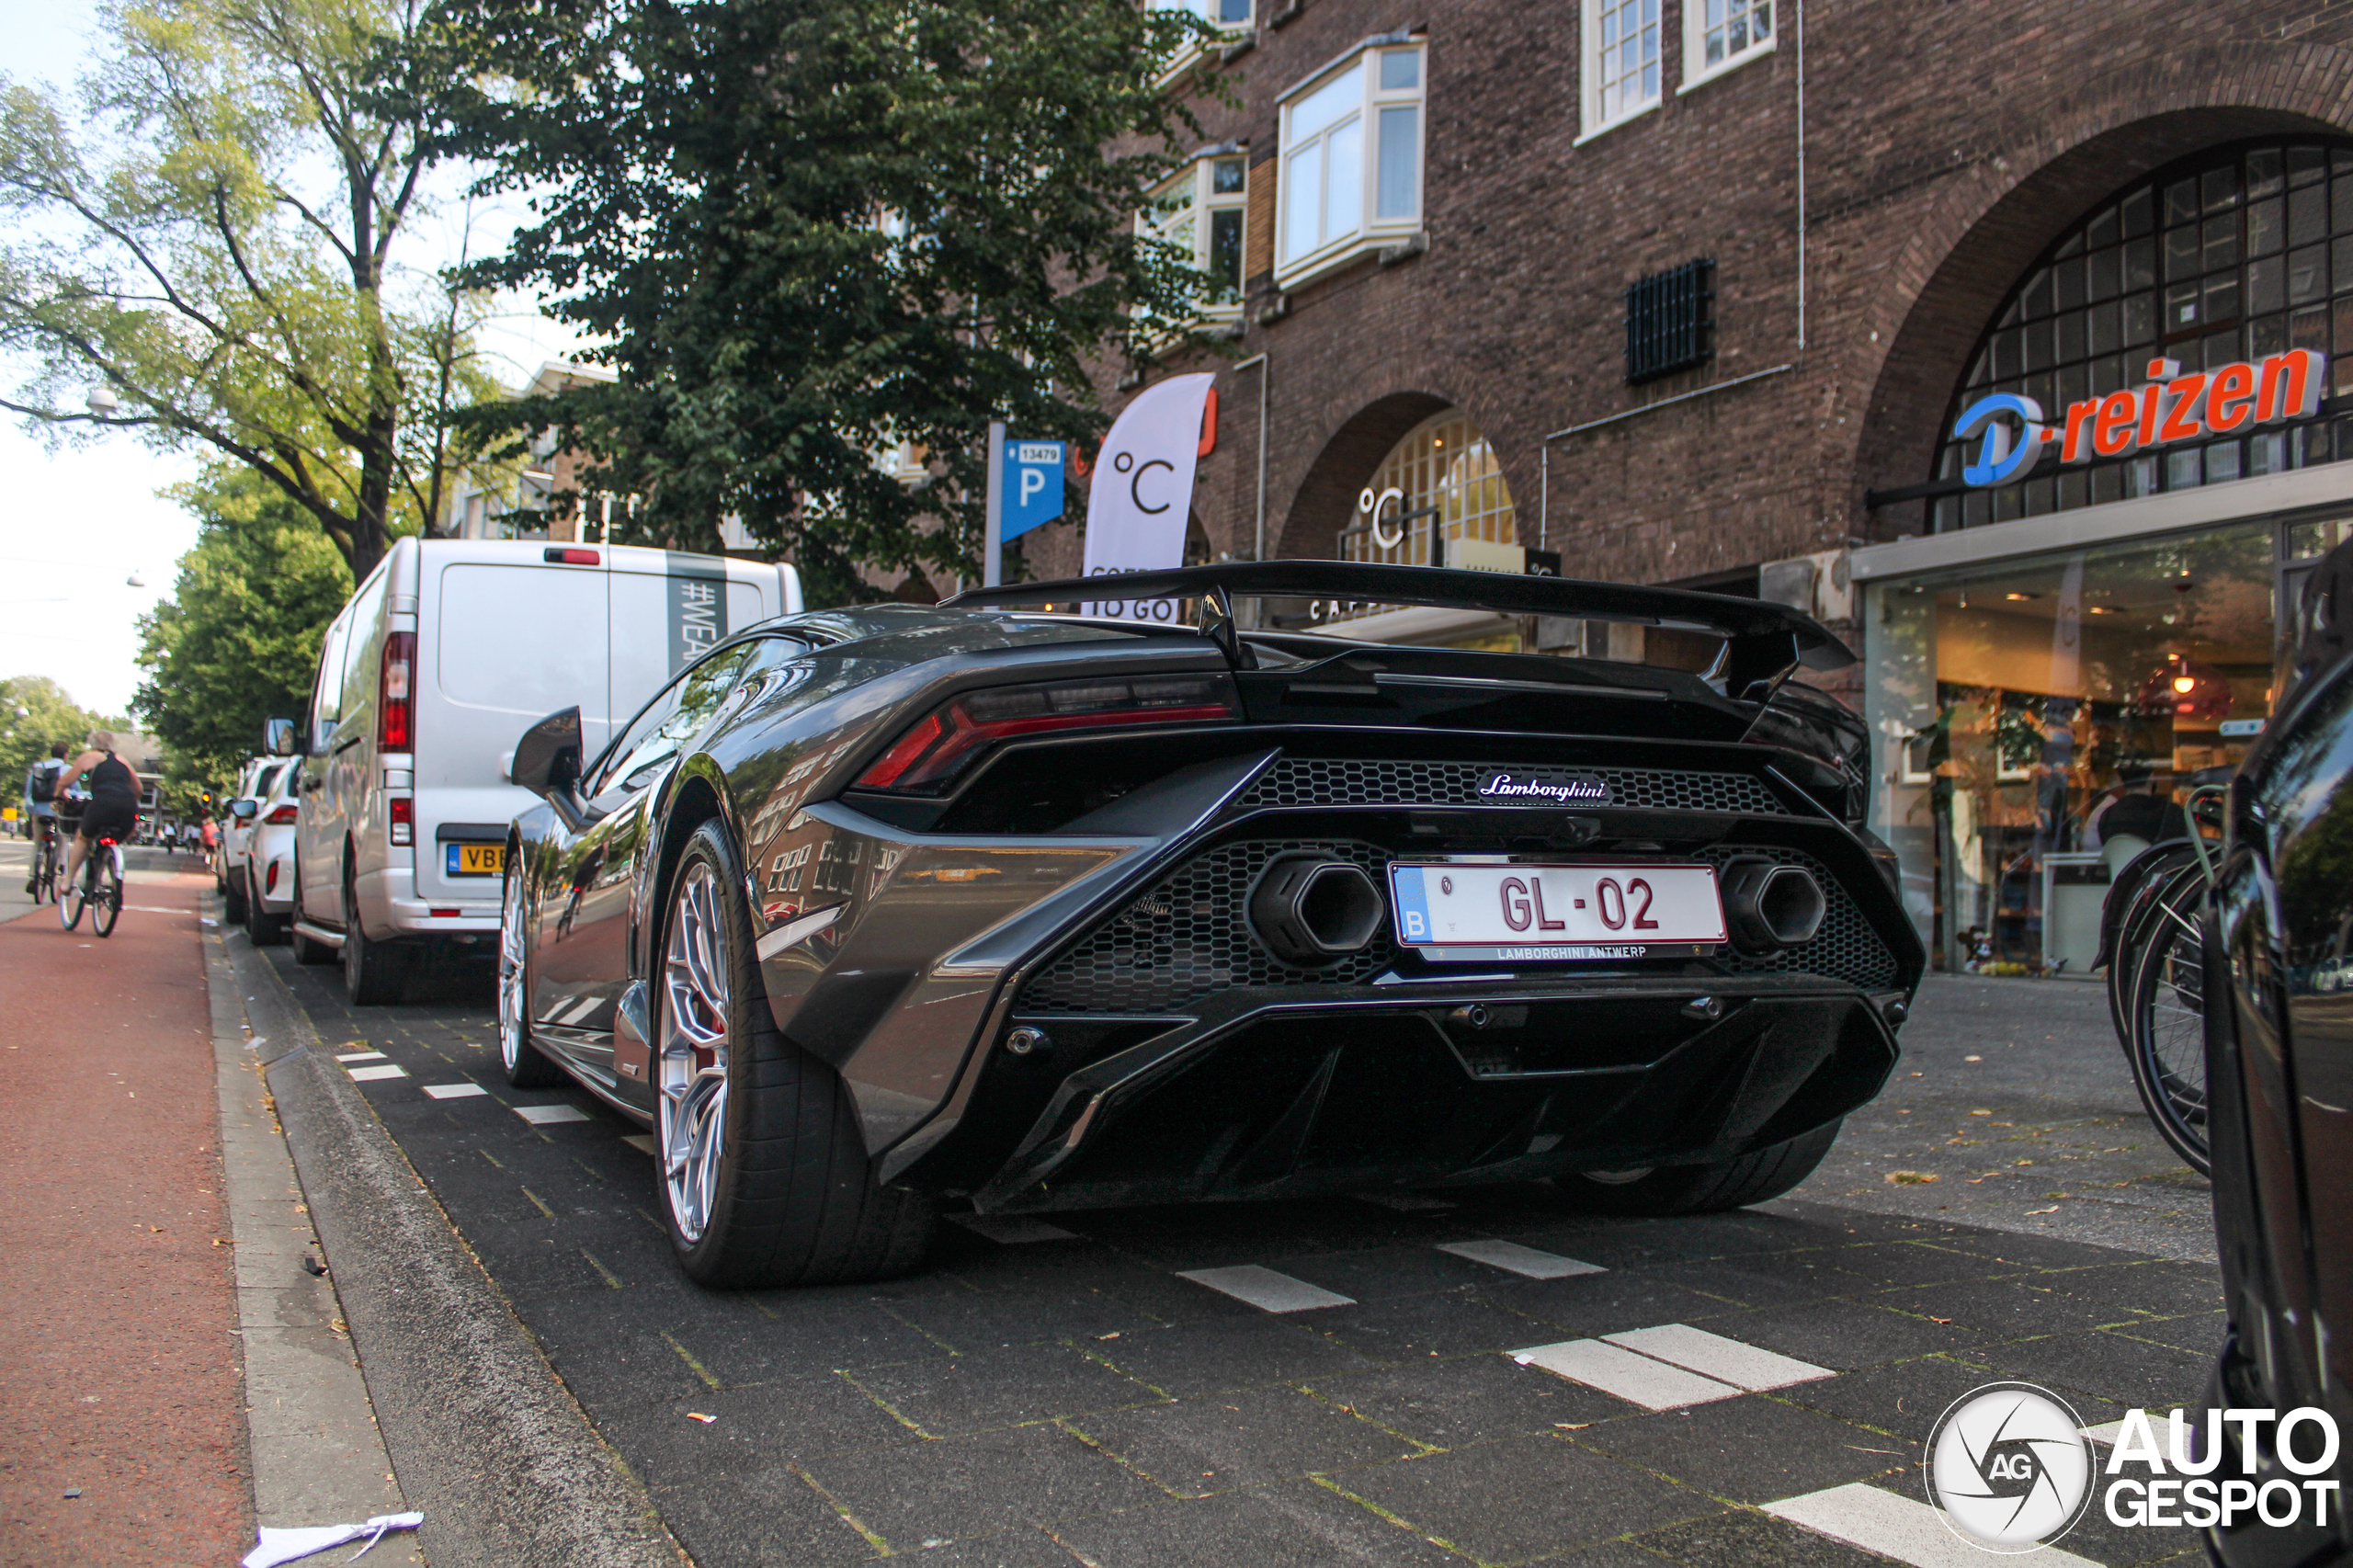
[1388,861,1726,961]
[448,843,507,877]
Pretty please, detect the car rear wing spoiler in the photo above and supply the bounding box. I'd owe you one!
[943,561,1854,693]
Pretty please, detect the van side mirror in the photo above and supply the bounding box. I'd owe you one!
[264,717,302,757]
[227,798,259,821]
[511,707,584,798]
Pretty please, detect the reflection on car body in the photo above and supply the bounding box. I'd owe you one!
[495,562,1923,1290]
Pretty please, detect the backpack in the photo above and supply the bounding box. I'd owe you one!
[27,762,56,804]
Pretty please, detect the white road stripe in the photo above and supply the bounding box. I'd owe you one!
[1512,1339,1741,1410]
[2080,1419,2125,1446]
[620,1133,656,1154]
[422,1083,488,1100]
[514,1104,591,1125]
[1763,1483,2100,1568]
[949,1214,1081,1244]
[1438,1239,1605,1279]
[1602,1324,1833,1391]
[335,1051,388,1062]
[347,1064,408,1083]
[1177,1265,1356,1313]
[1357,1193,1455,1212]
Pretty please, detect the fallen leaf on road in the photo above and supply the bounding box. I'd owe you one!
[1554,1423,1594,1430]
[687,1413,716,1424]
[2026,1206,2060,1215]
[1928,1316,1953,1324]
[1970,1109,1992,1116]
[1886,1171,1938,1185]
[1965,1055,1983,1062]
[1097,1332,1120,1340]
[1845,1445,1904,1454]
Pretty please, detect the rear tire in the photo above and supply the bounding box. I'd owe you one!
[290,854,335,964]
[90,853,120,937]
[246,869,287,946]
[222,866,249,926]
[655,820,934,1289]
[1549,1119,1843,1216]
[343,869,411,1006]
[498,864,566,1088]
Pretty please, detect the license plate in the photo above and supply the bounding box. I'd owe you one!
[447,843,508,877]
[1389,861,1726,961]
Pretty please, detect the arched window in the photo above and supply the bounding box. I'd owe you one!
[1340,411,1516,568]
[1929,137,2353,531]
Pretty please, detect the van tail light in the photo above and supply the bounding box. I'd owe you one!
[266,804,298,825]
[856,674,1240,794]
[389,796,414,846]
[379,631,415,752]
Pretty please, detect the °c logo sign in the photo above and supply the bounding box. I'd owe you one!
[1924,1382,2096,1552]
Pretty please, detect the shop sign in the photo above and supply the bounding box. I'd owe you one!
[1952,350,2325,488]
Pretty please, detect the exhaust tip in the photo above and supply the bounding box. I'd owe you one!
[1250,857,1386,964]
[1721,856,1826,951]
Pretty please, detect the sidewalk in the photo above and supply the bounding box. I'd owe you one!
[0,870,247,1564]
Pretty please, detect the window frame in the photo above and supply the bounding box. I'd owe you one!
[1273,40,1427,289]
[1577,0,1664,145]
[1678,0,1775,97]
[1141,153,1251,325]
[1150,0,1252,77]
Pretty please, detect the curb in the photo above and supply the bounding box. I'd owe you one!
[225,927,685,1568]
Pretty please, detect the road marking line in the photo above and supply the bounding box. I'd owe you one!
[1763,1483,2100,1568]
[1511,1339,1741,1410]
[422,1083,487,1100]
[514,1104,590,1125]
[1438,1239,1605,1278]
[1357,1193,1456,1212]
[1177,1265,1355,1313]
[620,1134,656,1155]
[949,1213,1080,1244]
[347,1064,408,1082]
[2080,1419,2125,1446]
[1602,1324,1834,1390]
[335,1051,388,1062]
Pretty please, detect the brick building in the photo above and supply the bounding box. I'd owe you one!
[1015,0,2353,969]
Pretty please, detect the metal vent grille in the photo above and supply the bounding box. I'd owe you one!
[1022,840,1398,1013]
[1625,258,1714,384]
[1696,844,1899,989]
[1237,758,1789,816]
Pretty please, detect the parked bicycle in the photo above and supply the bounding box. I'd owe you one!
[2096,785,2225,1176]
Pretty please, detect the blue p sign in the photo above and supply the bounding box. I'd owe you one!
[1003,440,1065,540]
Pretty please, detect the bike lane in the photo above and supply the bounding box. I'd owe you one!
[0,871,247,1564]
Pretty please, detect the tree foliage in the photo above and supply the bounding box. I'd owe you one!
[0,676,113,804]
[133,464,353,792]
[418,0,1224,604]
[0,0,504,581]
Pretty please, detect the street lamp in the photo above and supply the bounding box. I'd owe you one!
[86,385,119,416]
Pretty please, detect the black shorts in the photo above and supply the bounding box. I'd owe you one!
[74,804,137,845]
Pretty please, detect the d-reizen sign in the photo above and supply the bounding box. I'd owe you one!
[1952,349,2325,487]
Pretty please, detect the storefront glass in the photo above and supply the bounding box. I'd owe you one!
[1868,520,2313,969]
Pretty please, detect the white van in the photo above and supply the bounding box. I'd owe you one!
[269,537,801,1003]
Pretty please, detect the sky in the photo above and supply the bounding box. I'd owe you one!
[0,0,585,720]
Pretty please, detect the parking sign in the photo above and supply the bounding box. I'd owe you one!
[1003,440,1065,540]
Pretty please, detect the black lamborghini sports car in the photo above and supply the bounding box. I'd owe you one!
[497,562,1923,1288]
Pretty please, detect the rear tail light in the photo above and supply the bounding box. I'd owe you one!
[389,796,414,846]
[266,803,298,825]
[379,631,415,752]
[265,860,279,893]
[543,547,600,565]
[856,674,1240,793]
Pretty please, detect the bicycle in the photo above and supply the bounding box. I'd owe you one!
[58,815,123,938]
[26,817,59,904]
[2097,784,2226,1176]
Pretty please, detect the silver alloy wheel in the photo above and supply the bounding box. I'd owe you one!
[659,860,732,1244]
[498,869,528,1073]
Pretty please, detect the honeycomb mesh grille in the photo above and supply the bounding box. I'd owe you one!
[1694,844,1899,989]
[1237,758,1790,815]
[1022,840,1397,1013]
[1021,837,1894,1014]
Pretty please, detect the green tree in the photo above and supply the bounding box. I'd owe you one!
[132,465,354,790]
[0,0,504,580]
[417,0,1223,604]
[0,676,106,810]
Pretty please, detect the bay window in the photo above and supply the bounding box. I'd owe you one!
[1141,154,1248,324]
[1276,41,1424,284]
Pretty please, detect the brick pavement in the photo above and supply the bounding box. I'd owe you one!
[0,871,246,1566]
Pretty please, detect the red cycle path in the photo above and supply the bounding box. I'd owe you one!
[0,873,246,1565]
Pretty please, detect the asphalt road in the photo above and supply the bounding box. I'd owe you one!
[258,945,2213,1567]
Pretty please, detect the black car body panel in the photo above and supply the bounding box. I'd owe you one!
[505,564,1921,1220]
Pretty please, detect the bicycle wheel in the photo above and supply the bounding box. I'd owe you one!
[58,858,85,931]
[2126,861,2211,1176]
[29,837,51,903]
[89,851,120,937]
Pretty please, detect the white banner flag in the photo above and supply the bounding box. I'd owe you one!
[1082,372,1214,622]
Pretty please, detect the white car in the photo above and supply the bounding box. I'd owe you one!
[267,537,801,1004]
[219,755,272,916]
[225,757,301,943]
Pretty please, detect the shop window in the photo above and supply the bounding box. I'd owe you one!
[1141,155,1248,327]
[1581,0,1661,141]
[1682,0,1772,93]
[1930,137,2353,533]
[1338,412,1516,573]
[1277,43,1425,284]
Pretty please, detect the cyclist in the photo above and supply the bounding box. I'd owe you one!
[22,741,65,895]
[52,730,142,907]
